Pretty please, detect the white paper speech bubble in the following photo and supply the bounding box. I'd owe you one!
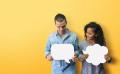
[51,44,74,63]
[82,44,108,66]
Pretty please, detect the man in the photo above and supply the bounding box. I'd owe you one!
[45,13,80,74]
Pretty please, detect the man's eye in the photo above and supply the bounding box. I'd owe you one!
[62,26,65,28]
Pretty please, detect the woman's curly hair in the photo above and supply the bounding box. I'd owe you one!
[84,22,106,46]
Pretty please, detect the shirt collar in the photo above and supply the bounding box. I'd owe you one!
[56,28,71,40]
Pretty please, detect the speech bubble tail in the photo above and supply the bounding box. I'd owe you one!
[65,59,70,63]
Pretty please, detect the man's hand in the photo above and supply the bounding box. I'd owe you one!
[46,54,53,61]
[72,53,78,62]
[79,54,88,62]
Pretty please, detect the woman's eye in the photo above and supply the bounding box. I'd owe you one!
[89,33,92,35]
[87,32,91,35]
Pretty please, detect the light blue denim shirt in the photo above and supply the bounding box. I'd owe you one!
[45,29,80,74]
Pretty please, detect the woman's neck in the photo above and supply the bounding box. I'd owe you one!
[87,39,96,45]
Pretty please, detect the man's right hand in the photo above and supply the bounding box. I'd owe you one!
[46,54,53,61]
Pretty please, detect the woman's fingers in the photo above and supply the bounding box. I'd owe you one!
[104,54,111,63]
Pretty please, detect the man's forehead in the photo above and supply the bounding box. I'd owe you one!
[56,21,66,26]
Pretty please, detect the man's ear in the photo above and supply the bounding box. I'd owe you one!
[66,21,67,24]
[54,21,56,25]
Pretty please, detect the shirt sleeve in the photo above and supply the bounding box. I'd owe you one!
[45,36,51,58]
[74,36,83,57]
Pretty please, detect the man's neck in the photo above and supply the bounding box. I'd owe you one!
[57,29,69,37]
[58,32,66,38]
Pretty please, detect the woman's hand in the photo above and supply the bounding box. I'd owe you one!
[104,54,111,63]
[79,54,88,62]
[46,54,53,61]
[72,53,79,62]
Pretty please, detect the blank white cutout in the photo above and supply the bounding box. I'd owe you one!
[51,44,74,63]
[82,44,108,66]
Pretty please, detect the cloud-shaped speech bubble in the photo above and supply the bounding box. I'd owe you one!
[51,44,74,63]
[82,44,108,66]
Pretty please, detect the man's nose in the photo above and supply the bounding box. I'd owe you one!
[60,27,64,31]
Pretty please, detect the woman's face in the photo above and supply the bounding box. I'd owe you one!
[86,28,95,40]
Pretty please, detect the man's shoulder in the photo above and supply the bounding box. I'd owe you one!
[69,31,78,38]
[48,32,57,38]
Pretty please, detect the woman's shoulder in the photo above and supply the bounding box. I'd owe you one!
[79,40,88,45]
[79,40,89,50]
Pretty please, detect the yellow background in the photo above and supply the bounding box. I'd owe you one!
[0,0,120,74]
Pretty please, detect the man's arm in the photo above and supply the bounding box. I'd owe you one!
[74,36,82,57]
[45,37,53,61]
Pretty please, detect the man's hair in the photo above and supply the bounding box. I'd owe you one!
[54,13,67,24]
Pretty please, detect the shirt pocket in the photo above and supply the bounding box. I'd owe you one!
[64,40,74,44]
[52,60,61,67]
